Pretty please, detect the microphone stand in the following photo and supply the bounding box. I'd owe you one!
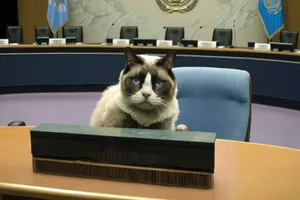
[105,23,115,44]
[191,26,203,39]
[233,20,237,48]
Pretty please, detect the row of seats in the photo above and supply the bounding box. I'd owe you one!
[121,26,299,49]
[4,25,233,46]
[4,25,300,48]
[4,25,83,43]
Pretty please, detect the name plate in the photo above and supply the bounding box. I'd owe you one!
[112,39,130,46]
[254,43,271,51]
[198,41,217,48]
[0,39,9,45]
[49,38,66,45]
[156,40,173,47]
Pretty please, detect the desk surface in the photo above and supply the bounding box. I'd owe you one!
[0,127,300,200]
[0,44,299,57]
[0,44,296,54]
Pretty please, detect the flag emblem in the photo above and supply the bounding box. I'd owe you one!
[258,0,284,39]
[263,0,282,14]
[49,0,68,12]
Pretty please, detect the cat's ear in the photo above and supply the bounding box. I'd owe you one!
[124,47,143,65]
[156,50,176,70]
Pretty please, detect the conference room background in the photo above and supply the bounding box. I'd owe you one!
[4,0,299,47]
[1,2,300,199]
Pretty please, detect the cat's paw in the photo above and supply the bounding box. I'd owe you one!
[175,124,188,132]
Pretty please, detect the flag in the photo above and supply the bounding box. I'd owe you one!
[258,0,284,39]
[47,0,69,34]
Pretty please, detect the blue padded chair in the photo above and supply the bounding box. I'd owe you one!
[173,67,252,141]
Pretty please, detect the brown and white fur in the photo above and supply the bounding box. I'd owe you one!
[90,47,187,131]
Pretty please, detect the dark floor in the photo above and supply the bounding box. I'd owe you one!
[0,92,300,149]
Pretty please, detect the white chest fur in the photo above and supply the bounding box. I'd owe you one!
[115,91,179,127]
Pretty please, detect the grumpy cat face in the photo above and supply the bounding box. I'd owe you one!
[120,47,177,110]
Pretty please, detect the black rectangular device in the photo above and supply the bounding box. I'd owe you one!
[36,37,49,45]
[181,39,198,47]
[66,36,77,44]
[247,42,255,49]
[132,38,157,46]
[270,42,294,52]
[106,38,113,45]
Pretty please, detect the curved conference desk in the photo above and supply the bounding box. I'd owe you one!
[0,127,300,200]
[1,44,300,108]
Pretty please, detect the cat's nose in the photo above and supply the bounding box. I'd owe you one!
[142,93,151,99]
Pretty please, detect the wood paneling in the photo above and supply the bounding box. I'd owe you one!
[283,1,300,48]
[18,0,48,43]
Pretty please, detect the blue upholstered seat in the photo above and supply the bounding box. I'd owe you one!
[173,67,251,141]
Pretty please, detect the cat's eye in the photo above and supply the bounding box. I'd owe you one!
[155,80,164,87]
[132,77,141,85]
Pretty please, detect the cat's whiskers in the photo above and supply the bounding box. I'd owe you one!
[130,96,146,104]
[153,100,169,106]
[147,98,162,106]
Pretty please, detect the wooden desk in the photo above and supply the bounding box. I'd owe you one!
[0,127,300,200]
[0,43,297,55]
[0,44,299,60]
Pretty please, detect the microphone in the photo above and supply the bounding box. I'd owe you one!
[191,26,203,39]
[233,20,237,48]
[106,23,115,39]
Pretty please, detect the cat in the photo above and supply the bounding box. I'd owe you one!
[90,47,187,131]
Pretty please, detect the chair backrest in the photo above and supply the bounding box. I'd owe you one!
[173,67,251,141]
[62,26,83,42]
[280,30,299,49]
[212,28,233,47]
[120,26,138,42]
[6,26,23,43]
[35,26,53,40]
[165,27,184,45]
